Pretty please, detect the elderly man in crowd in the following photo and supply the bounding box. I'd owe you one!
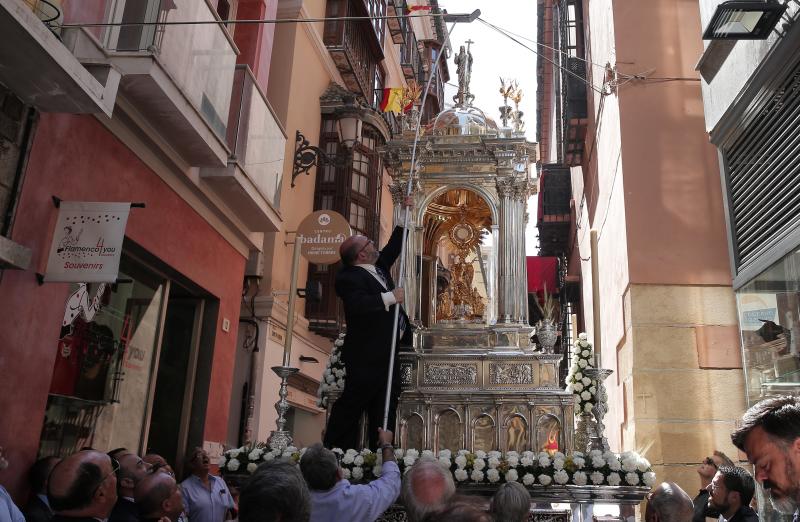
[180,447,236,522]
[707,466,758,521]
[24,456,61,522]
[239,460,310,522]
[135,471,185,522]
[489,482,531,522]
[300,429,400,521]
[110,450,153,522]
[731,395,800,520]
[47,450,119,522]
[401,456,456,522]
[143,454,175,478]
[645,482,695,522]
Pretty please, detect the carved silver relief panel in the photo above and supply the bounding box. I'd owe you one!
[489,363,534,385]
[400,363,413,385]
[422,363,478,386]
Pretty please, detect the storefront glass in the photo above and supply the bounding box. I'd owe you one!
[737,249,800,521]
[40,254,167,457]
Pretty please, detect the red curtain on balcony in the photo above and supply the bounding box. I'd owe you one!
[526,256,558,296]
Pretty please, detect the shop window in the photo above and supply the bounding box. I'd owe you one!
[738,249,800,405]
[40,251,214,475]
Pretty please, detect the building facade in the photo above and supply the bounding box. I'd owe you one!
[536,0,746,500]
[697,1,800,519]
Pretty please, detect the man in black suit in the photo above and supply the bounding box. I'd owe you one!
[110,450,152,522]
[324,218,411,451]
[24,456,61,522]
[48,450,119,522]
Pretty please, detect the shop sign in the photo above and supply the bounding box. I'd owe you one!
[296,210,351,264]
[44,202,131,283]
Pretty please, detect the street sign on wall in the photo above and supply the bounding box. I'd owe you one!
[296,210,351,264]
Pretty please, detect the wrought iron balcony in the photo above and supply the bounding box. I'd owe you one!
[562,57,587,166]
[324,0,384,100]
[537,165,572,257]
[400,31,422,82]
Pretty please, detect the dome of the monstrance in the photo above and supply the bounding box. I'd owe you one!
[431,106,498,137]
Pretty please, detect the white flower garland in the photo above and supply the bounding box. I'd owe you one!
[316,332,347,408]
[565,332,597,415]
[219,445,656,489]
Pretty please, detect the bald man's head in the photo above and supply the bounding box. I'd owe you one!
[401,457,456,522]
[645,482,694,522]
[135,471,184,522]
[48,450,118,518]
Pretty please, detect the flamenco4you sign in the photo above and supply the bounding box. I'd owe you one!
[44,201,132,283]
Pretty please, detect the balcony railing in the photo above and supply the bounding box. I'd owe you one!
[199,65,285,232]
[225,66,285,210]
[66,0,236,143]
[562,57,587,166]
[537,165,572,256]
[400,32,421,82]
[325,0,382,99]
[386,0,407,44]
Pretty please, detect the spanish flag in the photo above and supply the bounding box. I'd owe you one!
[380,88,412,113]
[406,5,432,13]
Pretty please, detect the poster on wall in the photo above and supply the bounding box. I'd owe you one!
[44,201,132,283]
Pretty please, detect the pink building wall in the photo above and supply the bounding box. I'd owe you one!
[0,113,245,500]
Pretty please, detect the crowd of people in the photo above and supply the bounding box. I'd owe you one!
[645,394,800,522]
[2,394,800,522]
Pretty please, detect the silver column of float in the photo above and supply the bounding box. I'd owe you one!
[496,178,514,323]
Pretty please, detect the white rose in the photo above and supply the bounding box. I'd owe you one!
[473,458,486,471]
[554,469,569,484]
[589,386,597,395]
[581,391,591,400]
[475,450,487,459]
[439,457,451,469]
[607,458,621,472]
[458,449,470,456]
[582,350,590,357]
[471,469,485,482]
[522,473,535,486]
[553,458,565,471]
[455,468,469,481]
[573,456,585,469]
[625,472,639,485]
[637,457,651,473]
[438,449,452,459]
[573,471,588,486]
[506,451,519,457]
[579,340,589,348]
[607,472,621,486]
[403,456,416,467]
[578,359,587,368]
[538,474,552,486]
[573,382,584,392]
[218,456,227,468]
[335,369,345,378]
[489,451,502,459]
[487,469,500,483]
[406,449,419,458]
[584,403,594,412]
[329,355,338,363]
[352,467,364,480]
[373,465,382,477]
[343,454,355,465]
[354,455,364,466]
[341,468,351,479]
[263,452,275,462]
[246,462,258,473]
[591,456,606,468]
[422,450,434,459]
[590,471,605,485]
[643,471,656,487]
[581,377,591,386]
[227,458,240,472]
[505,468,519,482]
[520,456,534,467]
[488,457,501,469]
[334,338,345,346]
[336,378,344,387]
[538,454,551,467]
[574,372,583,381]
[455,455,468,469]
[621,458,637,473]
[507,456,519,467]
[394,448,404,459]
[579,333,588,341]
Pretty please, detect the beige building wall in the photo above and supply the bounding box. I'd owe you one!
[251,0,409,444]
[575,0,746,498]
